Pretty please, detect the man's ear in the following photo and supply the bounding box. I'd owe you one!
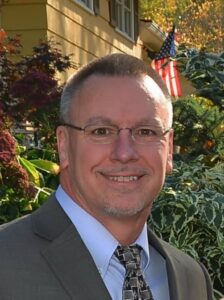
[56,126,69,170]
[166,129,174,174]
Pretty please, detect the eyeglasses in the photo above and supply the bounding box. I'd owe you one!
[60,122,171,144]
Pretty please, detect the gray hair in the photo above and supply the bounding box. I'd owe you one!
[60,53,172,125]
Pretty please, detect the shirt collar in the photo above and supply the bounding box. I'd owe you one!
[55,185,150,277]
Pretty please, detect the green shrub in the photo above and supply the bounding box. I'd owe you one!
[0,138,59,224]
[0,34,70,223]
[149,155,224,299]
[173,95,224,158]
[177,47,224,109]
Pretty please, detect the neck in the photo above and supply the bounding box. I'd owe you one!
[103,217,147,245]
[90,207,150,245]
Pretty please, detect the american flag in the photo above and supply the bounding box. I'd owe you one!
[151,25,182,98]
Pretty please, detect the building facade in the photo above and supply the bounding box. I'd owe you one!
[0,0,193,92]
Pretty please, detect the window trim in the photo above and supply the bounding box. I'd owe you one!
[116,0,134,39]
[74,0,99,15]
[109,0,138,42]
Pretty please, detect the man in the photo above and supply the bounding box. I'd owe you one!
[0,54,213,299]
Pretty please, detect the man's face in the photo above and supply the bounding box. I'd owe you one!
[57,75,173,224]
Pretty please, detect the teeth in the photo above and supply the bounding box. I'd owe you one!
[108,176,138,182]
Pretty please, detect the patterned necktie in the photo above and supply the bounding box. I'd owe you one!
[115,245,154,300]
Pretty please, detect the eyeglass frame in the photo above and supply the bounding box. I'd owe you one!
[59,122,172,144]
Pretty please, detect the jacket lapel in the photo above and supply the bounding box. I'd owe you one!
[32,195,112,300]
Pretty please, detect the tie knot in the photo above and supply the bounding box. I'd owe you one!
[115,245,141,271]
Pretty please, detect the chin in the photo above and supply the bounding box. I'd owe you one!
[103,202,149,218]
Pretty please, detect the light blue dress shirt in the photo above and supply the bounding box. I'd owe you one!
[56,185,170,300]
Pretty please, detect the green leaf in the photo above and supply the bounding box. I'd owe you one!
[214,211,223,229]
[177,229,189,248]
[187,204,198,219]
[150,207,164,229]
[29,159,59,175]
[174,214,186,233]
[18,157,40,186]
[217,231,224,249]
[165,212,174,227]
[204,204,215,224]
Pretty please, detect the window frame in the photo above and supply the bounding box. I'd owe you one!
[109,0,139,42]
[74,0,99,15]
[115,0,134,40]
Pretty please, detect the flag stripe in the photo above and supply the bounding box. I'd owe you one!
[173,61,182,97]
[151,26,182,98]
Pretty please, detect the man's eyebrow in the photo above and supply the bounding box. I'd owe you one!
[85,116,164,127]
[85,116,114,125]
[134,118,164,127]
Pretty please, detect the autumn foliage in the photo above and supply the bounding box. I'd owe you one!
[139,0,223,52]
[0,30,74,220]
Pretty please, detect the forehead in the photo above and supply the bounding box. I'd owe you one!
[71,75,169,126]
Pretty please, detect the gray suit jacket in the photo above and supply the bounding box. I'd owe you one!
[0,194,213,300]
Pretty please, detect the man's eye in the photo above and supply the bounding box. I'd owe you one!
[137,128,157,136]
[91,127,112,136]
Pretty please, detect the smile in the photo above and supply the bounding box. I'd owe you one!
[108,176,139,182]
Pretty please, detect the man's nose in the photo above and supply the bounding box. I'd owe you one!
[110,129,139,163]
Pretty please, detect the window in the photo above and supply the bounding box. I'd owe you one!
[76,0,93,10]
[116,0,132,37]
[75,0,99,14]
[109,0,138,41]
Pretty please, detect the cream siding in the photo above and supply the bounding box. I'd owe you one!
[0,0,192,95]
